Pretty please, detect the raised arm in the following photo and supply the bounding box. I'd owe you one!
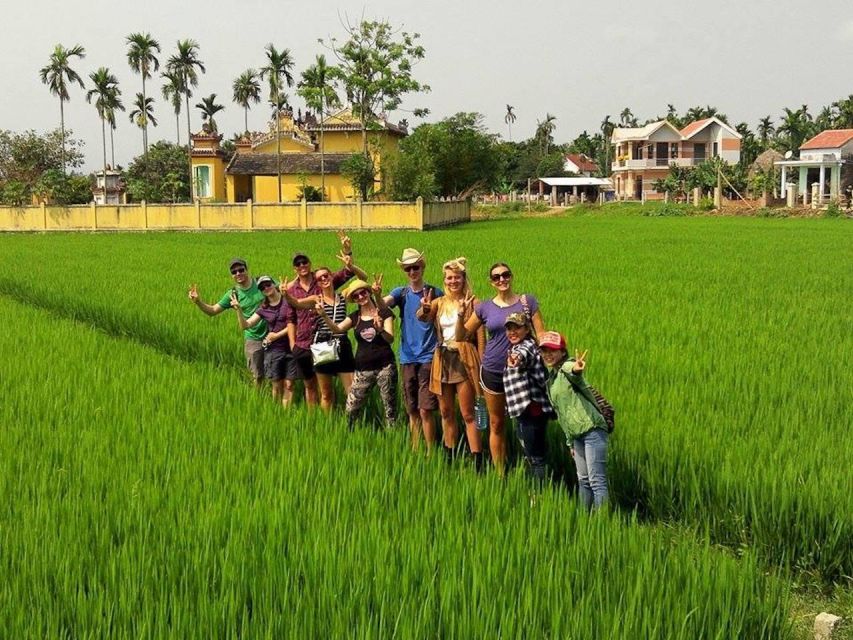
[229,291,261,329]
[455,295,481,342]
[370,273,392,312]
[531,309,546,337]
[279,276,319,309]
[415,287,436,322]
[189,284,225,316]
[315,300,353,334]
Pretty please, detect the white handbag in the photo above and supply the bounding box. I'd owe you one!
[310,336,340,365]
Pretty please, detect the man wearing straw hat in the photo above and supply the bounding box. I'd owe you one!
[378,248,443,450]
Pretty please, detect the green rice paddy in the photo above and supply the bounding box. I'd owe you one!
[0,209,850,637]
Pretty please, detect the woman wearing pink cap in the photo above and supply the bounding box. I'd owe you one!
[540,331,610,510]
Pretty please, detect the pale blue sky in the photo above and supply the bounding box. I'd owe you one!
[3,0,852,170]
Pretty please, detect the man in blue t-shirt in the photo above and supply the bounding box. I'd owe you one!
[380,248,443,450]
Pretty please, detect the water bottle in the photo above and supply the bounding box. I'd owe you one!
[474,396,489,431]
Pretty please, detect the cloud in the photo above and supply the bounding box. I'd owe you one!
[837,19,853,42]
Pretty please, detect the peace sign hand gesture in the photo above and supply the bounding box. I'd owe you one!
[572,349,588,373]
[336,251,353,270]
[188,284,199,302]
[229,291,240,309]
[371,272,384,296]
[337,229,352,255]
[372,308,383,331]
[419,287,433,312]
[458,294,475,317]
[279,275,292,295]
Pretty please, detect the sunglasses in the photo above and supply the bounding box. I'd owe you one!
[259,281,274,290]
[316,273,331,280]
[403,264,422,273]
[353,289,370,298]
[230,267,246,275]
[293,258,310,267]
[490,270,512,282]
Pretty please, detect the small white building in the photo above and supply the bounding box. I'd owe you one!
[563,153,599,176]
[774,129,853,202]
[92,167,126,205]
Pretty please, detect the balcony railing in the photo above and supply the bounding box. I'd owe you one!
[612,157,706,170]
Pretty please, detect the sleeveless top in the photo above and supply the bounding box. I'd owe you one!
[314,293,346,343]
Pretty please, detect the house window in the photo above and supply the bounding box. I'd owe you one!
[694,143,706,162]
[670,143,679,159]
[194,165,211,198]
[712,142,719,158]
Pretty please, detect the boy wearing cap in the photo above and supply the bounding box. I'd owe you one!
[540,331,609,510]
[379,248,443,450]
[504,312,555,481]
[284,232,356,406]
[188,258,267,387]
[230,276,297,406]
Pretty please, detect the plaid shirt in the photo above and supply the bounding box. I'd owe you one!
[503,338,556,418]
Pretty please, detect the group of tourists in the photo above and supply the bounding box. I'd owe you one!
[188,232,610,509]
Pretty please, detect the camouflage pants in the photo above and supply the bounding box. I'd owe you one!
[345,363,398,427]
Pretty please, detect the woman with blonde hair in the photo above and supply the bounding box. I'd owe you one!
[417,257,486,470]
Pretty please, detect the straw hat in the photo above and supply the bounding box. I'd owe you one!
[343,279,371,302]
[396,248,425,266]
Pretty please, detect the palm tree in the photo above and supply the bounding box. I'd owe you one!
[619,107,637,127]
[129,93,158,154]
[195,94,224,133]
[232,69,261,134]
[757,116,774,148]
[86,68,122,200]
[166,40,205,198]
[104,95,125,168]
[161,70,184,144]
[298,55,340,201]
[504,105,516,141]
[260,44,295,202]
[600,115,615,172]
[126,33,161,157]
[39,44,86,174]
[535,113,557,155]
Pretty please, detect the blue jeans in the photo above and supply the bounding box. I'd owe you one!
[572,428,608,510]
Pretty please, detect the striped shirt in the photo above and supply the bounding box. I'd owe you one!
[314,294,347,343]
[503,337,555,418]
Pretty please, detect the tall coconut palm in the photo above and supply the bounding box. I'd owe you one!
[195,93,224,133]
[260,44,295,202]
[39,43,86,174]
[600,115,615,172]
[126,33,161,157]
[129,93,158,155]
[232,69,261,134]
[504,104,516,141]
[535,113,557,155]
[298,55,340,201]
[104,97,125,168]
[757,116,774,148]
[166,40,205,198]
[86,68,122,199]
[161,69,185,144]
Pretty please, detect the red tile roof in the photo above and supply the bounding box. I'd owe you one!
[799,129,853,150]
[679,118,712,138]
[564,153,598,173]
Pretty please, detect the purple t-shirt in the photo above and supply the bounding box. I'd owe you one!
[476,295,540,373]
[255,299,296,351]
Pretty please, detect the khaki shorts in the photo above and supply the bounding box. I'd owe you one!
[244,339,265,382]
[401,362,438,413]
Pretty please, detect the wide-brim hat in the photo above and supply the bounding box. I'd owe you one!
[343,279,371,302]
[396,247,425,266]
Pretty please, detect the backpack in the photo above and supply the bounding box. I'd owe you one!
[561,365,615,433]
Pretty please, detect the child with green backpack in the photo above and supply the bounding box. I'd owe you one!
[539,331,612,511]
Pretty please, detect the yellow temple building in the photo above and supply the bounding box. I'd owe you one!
[189,107,408,202]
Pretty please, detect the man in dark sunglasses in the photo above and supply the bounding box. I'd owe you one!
[188,257,267,387]
[283,231,357,406]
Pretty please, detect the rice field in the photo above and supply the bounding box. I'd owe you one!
[0,209,850,636]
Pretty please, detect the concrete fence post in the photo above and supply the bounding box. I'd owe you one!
[195,199,202,229]
[41,201,47,230]
[142,200,148,230]
[91,201,97,230]
[692,187,701,207]
[356,198,364,230]
[416,196,425,230]
[246,199,253,230]
[786,183,795,208]
[811,183,820,210]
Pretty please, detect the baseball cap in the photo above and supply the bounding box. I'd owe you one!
[292,252,310,265]
[257,275,277,289]
[504,312,529,328]
[539,331,567,351]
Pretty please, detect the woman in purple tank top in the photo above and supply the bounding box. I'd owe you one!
[455,262,545,475]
